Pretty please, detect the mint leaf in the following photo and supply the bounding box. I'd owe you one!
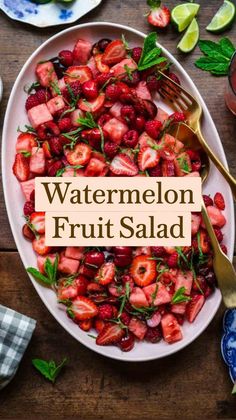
[198,40,230,61]
[138,32,167,71]
[171,287,191,304]
[219,38,236,59]
[32,358,67,383]
[147,0,161,8]
[27,255,58,286]
[195,57,229,74]
[77,112,98,128]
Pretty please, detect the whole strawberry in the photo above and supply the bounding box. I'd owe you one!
[147,0,171,28]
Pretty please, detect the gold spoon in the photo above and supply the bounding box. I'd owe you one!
[169,122,236,308]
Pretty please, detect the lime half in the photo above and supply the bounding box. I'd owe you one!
[206,0,236,33]
[171,3,200,32]
[177,18,199,53]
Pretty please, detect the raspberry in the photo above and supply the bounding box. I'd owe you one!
[131,47,143,63]
[63,80,82,102]
[105,84,122,101]
[98,113,112,126]
[104,141,119,158]
[149,164,162,177]
[145,120,162,139]
[221,244,227,255]
[146,75,162,92]
[214,227,223,243]
[191,159,201,172]
[167,252,179,268]
[121,105,136,124]
[48,136,63,156]
[23,200,35,216]
[58,117,72,132]
[25,94,39,111]
[58,50,74,67]
[35,89,51,104]
[186,150,200,161]
[145,327,162,343]
[47,160,64,177]
[169,112,185,123]
[151,246,165,257]
[214,192,225,210]
[120,312,131,326]
[169,72,181,85]
[98,304,113,320]
[203,194,213,207]
[122,130,139,148]
[96,72,113,87]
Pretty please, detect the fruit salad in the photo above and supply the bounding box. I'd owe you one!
[12,33,227,351]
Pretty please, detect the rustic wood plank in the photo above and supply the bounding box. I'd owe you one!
[0,0,235,250]
[0,252,236,419]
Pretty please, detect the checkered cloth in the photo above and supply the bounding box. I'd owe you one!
[0,305,36,389]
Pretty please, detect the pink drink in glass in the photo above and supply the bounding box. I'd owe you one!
[225,51,236,115]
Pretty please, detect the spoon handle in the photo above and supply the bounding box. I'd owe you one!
[197,128,236,201]
[201,199,236,308]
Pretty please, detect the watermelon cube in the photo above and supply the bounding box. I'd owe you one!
[111,58,137,78]
[128,317,147,340]
[36,61,58,87]
[47,96,65,115]
[30,147,45,174]
[143,282,172,306]
[161,313,183,344]
[156,107,169,124]
[110,102,123,118]
[65,247,85,260]
[20,179,35,201]
[37,254,57,274]
[73,39,92,65]
[28,103,53,128]
[175,270,193,295]
[58,255,80,274]
[129,287,149,308]
[103,118,129,145]
[135,81,152,101]
[70,109,85,127]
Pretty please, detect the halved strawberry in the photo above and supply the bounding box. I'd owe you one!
[96,322,125,345]
[138,146,159,171]
[95,53,110,73]
[110,154,138,176]
[84,158,108,177]
[57,278,79,301]
[15,133,37,153]
[68,296,98,321]
[186,294,205,323]
[64,66,93,84]
[130,255,156,287]
[12,153,30,182]
[78,93,105,114]
[205,206,226,228]
[30,212,45,234]
[129,287,149,308]
[95,262,115,285]
[102,40,126,66]
[161,313,183,344]
[64,143,91,166]
[78,319,93,331]
[147,0,171,28]
[42,141,52,159]
[21,179,35,201]
[32,235,51,256]
[128,317,147,340]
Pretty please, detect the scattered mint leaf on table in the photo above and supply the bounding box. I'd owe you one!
[32,357,67,383]
[195,37,236,76]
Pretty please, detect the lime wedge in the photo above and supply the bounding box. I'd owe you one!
[171,3,200,32]
[177,18,199,53]
[206,0,236,33]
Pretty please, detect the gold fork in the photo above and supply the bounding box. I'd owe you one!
[158,71,236,200]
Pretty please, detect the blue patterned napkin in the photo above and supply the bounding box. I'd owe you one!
[0,305,36,389]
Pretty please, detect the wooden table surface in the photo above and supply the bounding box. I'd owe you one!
[0,0,236,418]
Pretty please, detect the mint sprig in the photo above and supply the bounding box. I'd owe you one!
[195,38,236,76]
[138,32,167,71]
[27,255,59,286]
[32,357,67,383]
[171,286,191,305]
[77,112,98,129]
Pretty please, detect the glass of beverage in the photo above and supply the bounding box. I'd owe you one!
[225,51,236,115]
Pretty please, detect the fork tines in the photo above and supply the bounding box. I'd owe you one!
[158,75,193,112]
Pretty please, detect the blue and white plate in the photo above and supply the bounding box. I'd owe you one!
[0,0,102,28]
[221,309,236,383]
